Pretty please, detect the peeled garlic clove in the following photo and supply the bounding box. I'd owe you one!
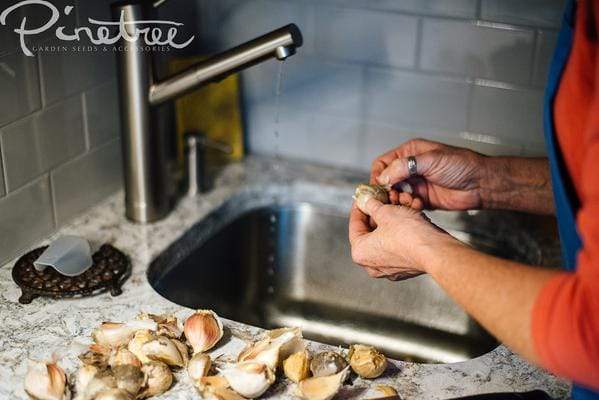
[283,350,311,383]
[92,319,157,348]
[109,348,141,369]
[127,330,155,364]
[112,365,144,396]
[141,337,186,368]
[139,361,172,398]
[353,184,390,214]
[297,367,349,400]
[310,351,348,378]
[184,310,224,354]
[188,353,212,381]
[93,389,132,400]
[24,361,71,400]
[222,361,275,399]
[367,385,398,399]
[348,344,387,379]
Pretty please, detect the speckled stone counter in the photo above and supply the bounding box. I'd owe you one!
[0,157,571,399]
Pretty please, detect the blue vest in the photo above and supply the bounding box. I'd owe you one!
[543,0,598,398]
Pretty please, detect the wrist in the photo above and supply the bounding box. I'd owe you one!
[414,231,464,274]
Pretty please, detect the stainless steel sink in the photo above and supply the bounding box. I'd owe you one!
[148,187,559,363]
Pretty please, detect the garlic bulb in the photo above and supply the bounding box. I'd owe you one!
[353,184,390,214]
[310,352,348,378]
[127,330,155,364]
[24,361,71,400]
[92,319,157,348]
[283,350,311,383]
[265,327,305,362]
[367,385,398,399]
[112,365,144,396]
[222,361,275,399]
[141,337,188,368]
[139,361,172,398]
[109,348,141,369]
[184,310,224,354]
[137,313,183,339]
[348,344,387,379]
[297,367,349,400]
[93,389,131,400]
[187,353,211,381]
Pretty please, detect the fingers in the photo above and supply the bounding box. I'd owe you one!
[361,198,384,220]
[348,202,371,245]
[377,151,437,186]
[370,139,445,183]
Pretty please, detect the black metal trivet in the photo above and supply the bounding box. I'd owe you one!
[12,244,131,304]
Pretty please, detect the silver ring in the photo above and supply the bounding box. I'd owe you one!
[407,156,417,176]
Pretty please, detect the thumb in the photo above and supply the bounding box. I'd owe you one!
[362,197,384,220]
[376,151,436,185]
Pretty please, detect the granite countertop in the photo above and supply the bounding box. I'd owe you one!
[0,157,570,399]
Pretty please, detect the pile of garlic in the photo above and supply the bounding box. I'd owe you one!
[24,309,394,400]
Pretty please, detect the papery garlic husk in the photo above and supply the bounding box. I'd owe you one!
[92,319,157,348]
[310,351,348,378]
[238,329,301,371]
[24,361,71,400]
[141,336,187,368]
[127,330,155,364]
[78,370,117,400]
[297,367,350,400]
[283,350,311,383]
[74,364,99,398]
[353,184,390,214]
[139,361,172,398]
[172,338,190,365]
[222,361,275,399]
[188,353,211,381]
[184,310,224,354]
[79,344,111,368]
[112,365,144,396]
[137,313,183,339]
[265,327,305,364]
[109,348,141,369]
[93,389,132,400]
[348,344,387,379]
[367,384,398,399]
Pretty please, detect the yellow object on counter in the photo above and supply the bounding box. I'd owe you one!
[168,56,245,168]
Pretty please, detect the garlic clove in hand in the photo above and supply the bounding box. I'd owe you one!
[139,361,173,398]
[348,344,387,379]
[297,367,349,400]
[187,353,212,381]
[141,336,187,368]
[184,310,224,354]
[24,360,71,400]
[353,184,390,214]
[310,351,348,378]
[283,350,311,383]
[222,361,275,399]
[127,330,155,364]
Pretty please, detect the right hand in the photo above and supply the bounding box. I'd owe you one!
[370,139,488,211]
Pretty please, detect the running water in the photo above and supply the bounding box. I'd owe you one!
[272,60,286,175]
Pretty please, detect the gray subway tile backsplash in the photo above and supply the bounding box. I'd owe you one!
[533,30,559,87]
[0,51,41,127]
[84,81,120,149]
[480,0,565,28]
[0,156,5,197]
[420,18,535,84]
[51,139,122,225]
[1,95,86,192]
[0,176,55,266]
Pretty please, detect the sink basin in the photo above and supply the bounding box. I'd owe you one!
[148,186,558,363]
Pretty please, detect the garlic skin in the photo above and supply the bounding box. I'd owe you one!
[78,370,117,400]
[73,365,99,398]
[283,350,311,383]
[137,313,183,339]
[367,385,398,399]
[265,327,305,362]
[139,361,172,398]
[92,319,157,348]
[353,184,390,214]
[112,365,144,396]
[238,329,300,371]
[93,389,132,400]
[24,361,71,400]
[187,353,211,381]
[109,348,141,369]
[127,330,155,364]
[79,344,111,368]
[310,351,348,378]
[222,361,275,399]
[141,337,187,368]
[184,310,224,354]
[348,344,387,379]
[297,367,349,400]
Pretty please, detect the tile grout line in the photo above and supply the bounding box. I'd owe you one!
[81,91,91,153]
[48,172,59,229]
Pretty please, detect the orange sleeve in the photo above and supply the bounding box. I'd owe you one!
[532,8,599,388]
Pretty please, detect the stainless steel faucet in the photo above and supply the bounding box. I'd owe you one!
[111,1,303,223]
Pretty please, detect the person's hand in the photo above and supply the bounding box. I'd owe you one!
[370,139,488,211]
[348,197,457,281]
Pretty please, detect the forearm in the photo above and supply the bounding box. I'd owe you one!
[419,239,559,363]
[478,157,554,214]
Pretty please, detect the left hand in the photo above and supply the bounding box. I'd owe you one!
[349,198,455,281]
